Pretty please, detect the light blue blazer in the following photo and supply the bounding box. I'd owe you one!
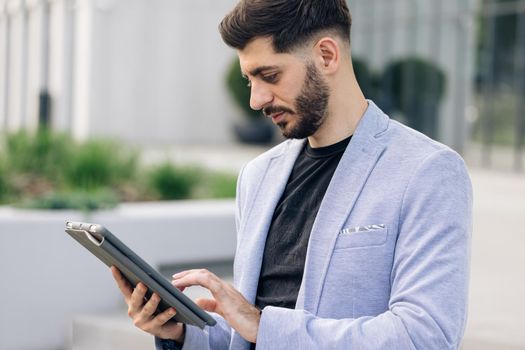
[159,101,472,350]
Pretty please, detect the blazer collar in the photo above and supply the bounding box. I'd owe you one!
[235,138,305,303]
[296,101,389,312]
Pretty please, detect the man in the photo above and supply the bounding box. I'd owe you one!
[112,0,472,349]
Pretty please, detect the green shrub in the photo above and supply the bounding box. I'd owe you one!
[0,157,8,203]
[5,130,73,182]
[0,129,237,209]
[195,171,237,199]
[379,57,446,139]
[352,57,377,100]
[148,163,200,200]
[17,189,119,211]
[65,139,137,190]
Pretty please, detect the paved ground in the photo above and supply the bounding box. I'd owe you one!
[463,168,525,349]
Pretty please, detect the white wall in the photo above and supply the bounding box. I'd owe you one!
[71,0,92,140]
[25,0,48,131]
[0,0,7,128]
[48,0,74,132]
[0,0,241,145]
[84,0,239,145]
[5,0,26,131]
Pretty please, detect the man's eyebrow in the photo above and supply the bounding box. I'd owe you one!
[243,65,280,78]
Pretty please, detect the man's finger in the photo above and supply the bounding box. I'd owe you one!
[111,266,133,301]
[150,307,177,328]
[195,298,218,313]
[172,269,221,294]
[129,282,148,313]
[141,293,161,318]
[172,269,200,279]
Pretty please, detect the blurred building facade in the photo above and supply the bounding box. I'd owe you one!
[349,0,479,153]
[4,0,524,162]
[0,0,239,145]
[474,0,525,171]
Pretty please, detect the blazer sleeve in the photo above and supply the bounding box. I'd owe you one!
[154,314,231,350]
[255,149,473,350]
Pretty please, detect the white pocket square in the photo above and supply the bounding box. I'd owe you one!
[340,224,386,235]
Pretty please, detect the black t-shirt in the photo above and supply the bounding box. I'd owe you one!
[254,135,352,312]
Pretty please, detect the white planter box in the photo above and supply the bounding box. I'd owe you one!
[0,199,236,350]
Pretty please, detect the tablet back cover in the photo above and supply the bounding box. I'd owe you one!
[65,221,216,329]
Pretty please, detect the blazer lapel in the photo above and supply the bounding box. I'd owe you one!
[297,102,389,313]
[235,139,305,304]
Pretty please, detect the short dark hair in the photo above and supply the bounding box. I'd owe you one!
[219,0,352,53]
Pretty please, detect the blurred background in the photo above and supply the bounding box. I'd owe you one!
[0,0,523,349]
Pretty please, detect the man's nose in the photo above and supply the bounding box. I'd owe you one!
[249,82,273,111]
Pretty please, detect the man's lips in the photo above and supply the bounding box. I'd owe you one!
[270,112,286,123]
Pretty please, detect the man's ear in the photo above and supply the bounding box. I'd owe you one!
[314,37,340,74]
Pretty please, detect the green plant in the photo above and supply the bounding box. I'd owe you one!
[17,189,119,211]
[0,129,238,208]
[381,57,446,101]
[148,163,200,200]
[380,57,446,139]
[5,130,73,182]
[0,156,9,203]
[195,171,237,199]
[65,139,137,190]
[352,57,377,100]
[226,57,260,119]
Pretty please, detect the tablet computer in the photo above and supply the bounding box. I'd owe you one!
[64,221,216,329]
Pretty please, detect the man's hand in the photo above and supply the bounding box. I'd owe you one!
[172,269,261,343]
[111,266,185,342]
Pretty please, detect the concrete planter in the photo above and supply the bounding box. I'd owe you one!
[0,200,236,350]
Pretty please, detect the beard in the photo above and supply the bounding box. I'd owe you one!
[263,63,330,139]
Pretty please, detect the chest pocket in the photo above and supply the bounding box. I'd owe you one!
[333,225,388,249]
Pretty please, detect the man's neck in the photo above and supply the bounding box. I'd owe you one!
[307,80,368,148]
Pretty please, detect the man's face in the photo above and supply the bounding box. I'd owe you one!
[238,37,330,139]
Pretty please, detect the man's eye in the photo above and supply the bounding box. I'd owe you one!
[263,73,278,83]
